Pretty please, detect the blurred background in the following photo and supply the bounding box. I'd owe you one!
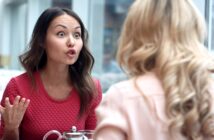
[0,0,213,94]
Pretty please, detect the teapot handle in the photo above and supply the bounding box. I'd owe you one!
[43,130,63,140]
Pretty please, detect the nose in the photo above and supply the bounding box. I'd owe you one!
[67,34,75,47]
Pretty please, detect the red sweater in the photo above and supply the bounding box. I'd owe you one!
[0,72,102,140]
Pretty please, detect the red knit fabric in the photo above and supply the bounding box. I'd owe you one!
[0,72,102,140]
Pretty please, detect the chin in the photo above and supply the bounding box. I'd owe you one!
[68,60,77,65]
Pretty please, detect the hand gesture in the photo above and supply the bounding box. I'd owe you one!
[0,96,30,131]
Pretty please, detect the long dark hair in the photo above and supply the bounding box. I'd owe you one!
[19,7,96,117]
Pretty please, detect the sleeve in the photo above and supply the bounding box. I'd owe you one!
[93,85,127,140]
[0,78,20,138]
[85,79,103,129]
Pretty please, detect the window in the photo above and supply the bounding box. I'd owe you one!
[52,0,72,9]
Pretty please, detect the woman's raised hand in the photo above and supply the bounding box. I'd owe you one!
[0,96,30,131]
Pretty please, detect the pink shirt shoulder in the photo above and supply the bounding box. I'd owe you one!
[94,72,188,140]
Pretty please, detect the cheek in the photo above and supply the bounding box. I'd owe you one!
[76,41,83,54]
[45,42,62,58]
[46,36,61,48]
[45,47,58,60]
[45,36,63,52]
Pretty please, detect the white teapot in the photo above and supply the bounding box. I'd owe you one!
[43,126,88,140]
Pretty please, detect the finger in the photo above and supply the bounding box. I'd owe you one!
[5,97,11,108]
[0,105,6,122]
[13,96,21,111]
[12,96,21,119]
[13,96,21,106]
[21,99,30,114]
[4,97,12,120]
[0,105,5,114]
[18,98,30,112]
[24,99,30,108]
[17,98,26,112]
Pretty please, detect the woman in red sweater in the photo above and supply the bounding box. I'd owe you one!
[0,7,102,140]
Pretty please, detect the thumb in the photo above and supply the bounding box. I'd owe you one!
[0,105,5,114]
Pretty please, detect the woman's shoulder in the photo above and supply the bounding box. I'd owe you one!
[92,77,100,86]
[2,71,30,100]
[102,72,164,109]
[13,72,31,83]
[13,71,41,82]
[104,79,136,103]
[14,71,27,78]
[7,71,39,95]
[110,72,161,94]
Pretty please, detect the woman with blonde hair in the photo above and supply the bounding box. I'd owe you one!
[94,0,214,139]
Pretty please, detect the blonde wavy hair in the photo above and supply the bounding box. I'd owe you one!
[117,0,214,139]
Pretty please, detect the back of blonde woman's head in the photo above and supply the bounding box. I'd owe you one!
[117,0,214,139]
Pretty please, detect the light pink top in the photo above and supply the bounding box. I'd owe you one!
[94,72,214,140]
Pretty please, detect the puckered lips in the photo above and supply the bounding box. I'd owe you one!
[66,49,76,58]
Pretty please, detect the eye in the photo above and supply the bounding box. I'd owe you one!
[57,32,65,38]
[73,32,81,39]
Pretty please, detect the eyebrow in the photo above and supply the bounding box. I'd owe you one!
[54,24,81,30]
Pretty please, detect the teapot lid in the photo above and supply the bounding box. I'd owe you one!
[63,132,83,138]
[71,126,77,132]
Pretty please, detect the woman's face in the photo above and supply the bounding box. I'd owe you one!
[45,14,83,66]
